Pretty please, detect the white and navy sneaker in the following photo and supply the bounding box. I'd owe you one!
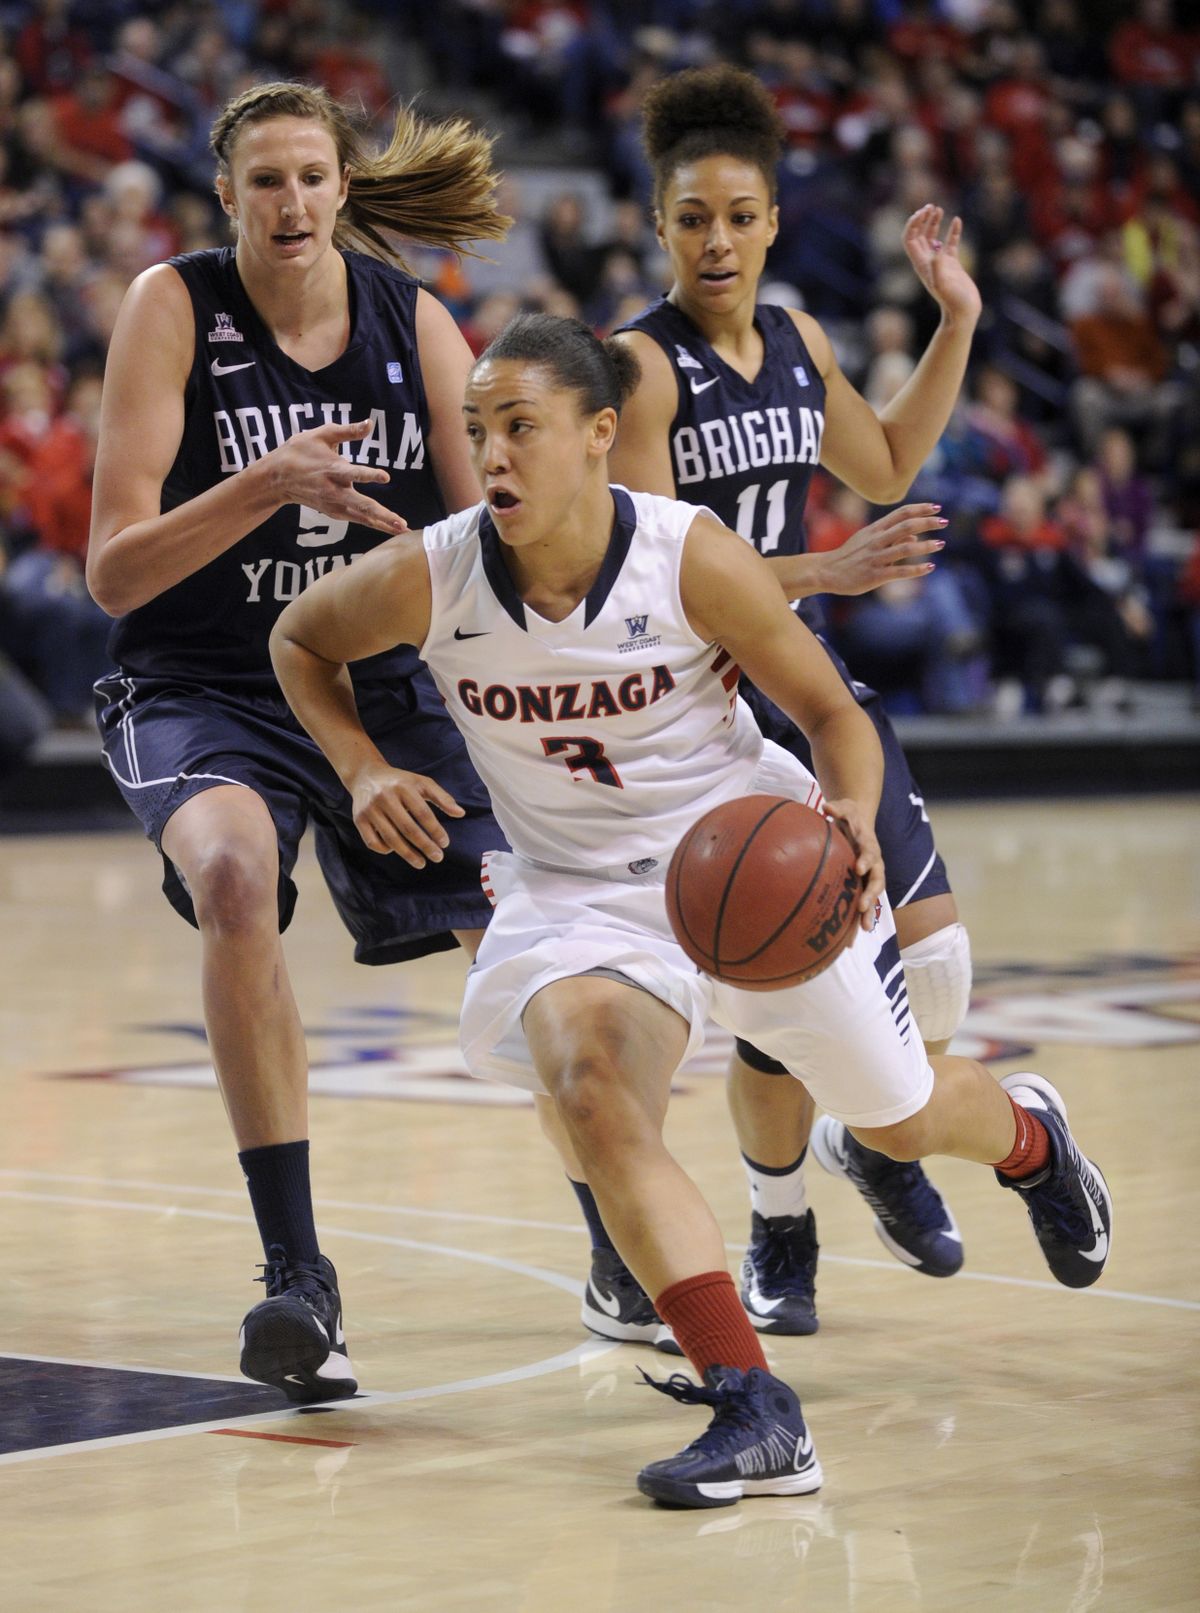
[739,1210,819,1335]
[637,1366,823,1509]
[995,1073,1112,1288]
[239,1248,358,1404]
[581,1248,681,1354]
[810,1115,963,1277]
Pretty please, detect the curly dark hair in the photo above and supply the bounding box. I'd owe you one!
[641,66,786,210]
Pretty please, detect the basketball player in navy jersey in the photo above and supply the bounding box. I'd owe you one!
[539,65,982,1345]
[86,83,510,1404]
[269,314,1111,1506]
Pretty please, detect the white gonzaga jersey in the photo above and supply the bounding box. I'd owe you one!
[420,487,764,870]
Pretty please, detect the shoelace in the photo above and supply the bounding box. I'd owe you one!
[752,1221,816,1295]
[639,1368,764,1458]
[1024,1163,1094,1247]
[256,1249,334,1304]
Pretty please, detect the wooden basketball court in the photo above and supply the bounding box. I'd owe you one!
[2,796,1197,1610]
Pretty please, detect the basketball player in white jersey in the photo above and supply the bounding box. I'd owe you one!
[270,314,1111,1509]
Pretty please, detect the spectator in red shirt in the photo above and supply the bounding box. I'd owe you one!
[51,66,133,183]
[1070,264,1184,464]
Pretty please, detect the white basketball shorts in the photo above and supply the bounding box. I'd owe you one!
[459,740,934,1129]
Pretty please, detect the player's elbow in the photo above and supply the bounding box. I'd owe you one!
[85,552,133,617]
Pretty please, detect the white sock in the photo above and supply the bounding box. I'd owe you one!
[742,1148,809,1221]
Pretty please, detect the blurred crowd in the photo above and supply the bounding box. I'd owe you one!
[1,0,1198,782]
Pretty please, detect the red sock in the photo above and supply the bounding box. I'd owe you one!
[655,1271,768,1378]
[992,1096,1051,1180]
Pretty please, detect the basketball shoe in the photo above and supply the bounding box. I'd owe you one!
[994,1073,1112,1288]
[739,1209,819,1335]
[581,1248,681,1353]
[636,1366,823,1509]
[810,1116,963,1277]
[239,1247,358,1404]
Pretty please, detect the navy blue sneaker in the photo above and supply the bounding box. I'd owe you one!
[739,1210,819,1335]
[810,1115,963,1277]
[239,1248,357,1405]
[995,1073,1112,1288]
[581,1248,682,1354]
[637,1366,822,1509]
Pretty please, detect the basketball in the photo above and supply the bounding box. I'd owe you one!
[666,795,862,990]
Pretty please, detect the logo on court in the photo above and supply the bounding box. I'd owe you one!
[207,312,244,343]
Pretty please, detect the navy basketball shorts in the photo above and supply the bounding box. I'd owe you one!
[94,667,504,963]
[738,635,951,912]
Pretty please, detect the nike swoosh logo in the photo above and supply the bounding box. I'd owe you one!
[335,1319,346,1345]
[690,376,718,394]
[211,358,256,376]
[588,1282,622,1319]
[743,1280,785,1315]
[794,1429,815,1471]
[453,627,490,640]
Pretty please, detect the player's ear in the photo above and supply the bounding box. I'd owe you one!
[337,164,351,212]
[590,407,618,458]
[215,173,236,220]
[653,209,667,252]
[766,202,779,249]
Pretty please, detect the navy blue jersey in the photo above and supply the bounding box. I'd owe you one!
[109,247,448,689]
[618,298,826,563]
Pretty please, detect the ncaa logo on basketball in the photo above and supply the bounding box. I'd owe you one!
[618,613,661,654]
[208,311,244,343]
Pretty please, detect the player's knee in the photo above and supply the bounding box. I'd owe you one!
[187,840,278,936]
[901,921,972,1045]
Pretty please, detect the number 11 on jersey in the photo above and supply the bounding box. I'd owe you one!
[734,478,789,554]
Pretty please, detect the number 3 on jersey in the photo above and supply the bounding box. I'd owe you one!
[734,478,789,554]
[541,736,624,788]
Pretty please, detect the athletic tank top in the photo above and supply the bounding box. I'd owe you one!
[420,488,763,871]
[617,297,827,625]
[110,247,447,688]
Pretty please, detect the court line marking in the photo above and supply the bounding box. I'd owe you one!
[0,1191,617,1467]
[0,1340,608,1468]
[2,1171,1197,1312]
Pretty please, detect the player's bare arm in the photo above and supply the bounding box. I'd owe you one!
[88,265,407,616]
[270,538,459,867]
[794,207,980,504]
[416,287,484,512]
[680,512,884,919]
[614,330,943,601]
[608,331,679,496]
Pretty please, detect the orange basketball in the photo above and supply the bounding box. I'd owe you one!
[665,794,862,990]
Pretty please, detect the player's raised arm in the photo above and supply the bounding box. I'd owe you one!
[271,537,458,866]
[680,511,884,920]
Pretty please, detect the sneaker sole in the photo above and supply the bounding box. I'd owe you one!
[239,1313,358,1404]
[1000,1072,1113,1286]
[810,1116,963,1279]
[637,1459,824,1509]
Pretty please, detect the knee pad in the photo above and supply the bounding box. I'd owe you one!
[900,921,972,1045]
[733,1037,790,1076]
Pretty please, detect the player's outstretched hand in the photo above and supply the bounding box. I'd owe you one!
[903,205,982,327]
[819,503,948,596]
[269,420,409,535]
[823,797,885,929]
[350,762,466,867]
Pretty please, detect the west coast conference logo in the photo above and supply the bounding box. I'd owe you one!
[50,951,1200,1106]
